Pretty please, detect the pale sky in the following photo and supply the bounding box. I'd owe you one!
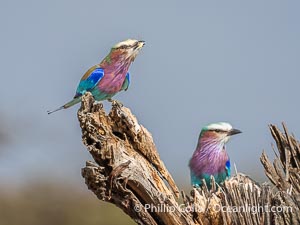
[0,0,299,189]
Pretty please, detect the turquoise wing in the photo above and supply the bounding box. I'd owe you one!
[75,68,104,97]
[121,72,130,91]
[190,171,202,187]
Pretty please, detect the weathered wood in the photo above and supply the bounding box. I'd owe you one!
[79,93,300,225]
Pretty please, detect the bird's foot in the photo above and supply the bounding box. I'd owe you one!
[108,98,123,108]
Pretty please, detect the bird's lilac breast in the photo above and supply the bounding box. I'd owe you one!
[97,67,128,94]
[189,146,229,176]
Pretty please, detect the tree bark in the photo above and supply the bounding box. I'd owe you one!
[79,93,300,225]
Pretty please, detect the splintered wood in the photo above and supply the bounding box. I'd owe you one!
[79,93,299,225]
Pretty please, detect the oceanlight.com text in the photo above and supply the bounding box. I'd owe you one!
[134,203,293,214]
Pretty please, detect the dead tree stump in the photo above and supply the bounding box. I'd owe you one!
[78,93,300,225]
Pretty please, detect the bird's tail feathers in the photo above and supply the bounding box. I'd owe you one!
[47,97,81,114]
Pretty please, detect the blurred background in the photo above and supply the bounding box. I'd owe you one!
[1,0,299,224]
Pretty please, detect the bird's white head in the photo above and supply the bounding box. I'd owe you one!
[200,122,242,144]
[111,39,145,62]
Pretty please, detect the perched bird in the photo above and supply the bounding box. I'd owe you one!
[189,122,241,189]
[47,39,145,114]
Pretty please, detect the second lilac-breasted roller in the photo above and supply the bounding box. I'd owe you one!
[47,39,145,114]
[189,122,241,189]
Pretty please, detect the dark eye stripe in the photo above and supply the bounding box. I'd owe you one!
[121,42,139,49]
[212,129,226,133]
[119,45,132,49]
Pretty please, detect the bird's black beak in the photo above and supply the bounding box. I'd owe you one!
[228,128,242,136]
[138,40,145,46]
[134,40,145,50]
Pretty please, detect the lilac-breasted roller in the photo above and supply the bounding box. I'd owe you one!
[189,122,241,189]
[47,39,145,114]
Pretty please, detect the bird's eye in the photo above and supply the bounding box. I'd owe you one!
[214,129,221,133]
[119,45,128,49]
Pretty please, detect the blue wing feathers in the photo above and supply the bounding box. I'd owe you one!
[88,68,104,84]
[126,72,130,84]
[121,72,130,91]
[75,68,104,97]
[225,160,231,177]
